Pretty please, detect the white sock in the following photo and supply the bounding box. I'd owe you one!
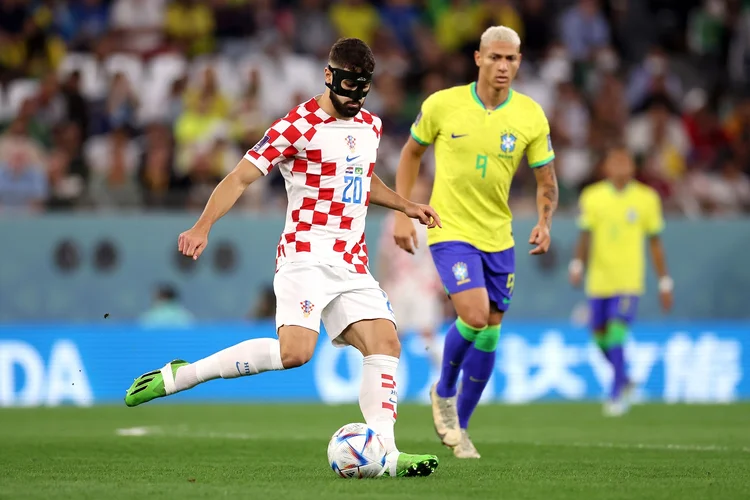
[359,354,400,472]
[173,338,284,392]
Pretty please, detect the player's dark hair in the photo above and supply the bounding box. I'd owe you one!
[328,38,375,74]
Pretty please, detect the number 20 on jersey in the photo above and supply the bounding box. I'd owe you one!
[342,176,363,204]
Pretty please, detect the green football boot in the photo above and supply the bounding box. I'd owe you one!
[383,452,439,477]
[124,359,189,407]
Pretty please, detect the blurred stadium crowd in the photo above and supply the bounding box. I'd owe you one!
[0,0,749,216]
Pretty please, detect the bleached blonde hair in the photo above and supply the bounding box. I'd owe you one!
[480,26,521,50]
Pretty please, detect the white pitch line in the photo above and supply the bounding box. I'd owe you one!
[530,440,747,453]
[114,427,750,453]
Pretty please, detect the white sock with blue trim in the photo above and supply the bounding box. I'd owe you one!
[174,338,284,392]
[359,354,400,473]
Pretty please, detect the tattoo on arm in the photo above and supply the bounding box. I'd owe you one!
[534,162,559,226]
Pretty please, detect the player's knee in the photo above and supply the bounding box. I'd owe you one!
[460,311,489,331]
[377,332,401,358]
[360,330,400,358]
[278,326,317,368]
[278,336,315,369]
[280,346,314,369]
[474,324,501,352]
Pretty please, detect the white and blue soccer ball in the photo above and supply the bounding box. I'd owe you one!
[327,423,387,479]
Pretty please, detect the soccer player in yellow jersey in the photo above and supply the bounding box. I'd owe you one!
[393,26,559,458]
[569,147,673,417]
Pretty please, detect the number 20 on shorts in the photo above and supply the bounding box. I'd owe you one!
[343,175,363,204]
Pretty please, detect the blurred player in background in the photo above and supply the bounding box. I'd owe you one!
[124,38,442,478]
[378,175,444,370]
[569,146,673,417]
[393,26,558,458]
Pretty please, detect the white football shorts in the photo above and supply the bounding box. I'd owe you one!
[274,262,397,346]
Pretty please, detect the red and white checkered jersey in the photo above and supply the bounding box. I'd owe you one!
[244,98,383,274]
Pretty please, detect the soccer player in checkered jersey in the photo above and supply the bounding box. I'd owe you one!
[124,38,442,478]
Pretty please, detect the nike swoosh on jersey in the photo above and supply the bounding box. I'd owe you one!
[451,133,468,139]
[346,155,360,162]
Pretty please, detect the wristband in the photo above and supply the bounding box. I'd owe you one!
[568,259,583,274]
[658,276,674,293]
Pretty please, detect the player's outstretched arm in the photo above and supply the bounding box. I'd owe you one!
[395,137,428,202]
[649,236,673,312]
[393,137,429,253]
[178,158,263,260]
[370,174,441,229]
[529,162,559,255]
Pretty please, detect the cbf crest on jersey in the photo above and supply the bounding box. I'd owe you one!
[627,207,638,223]
[345,135,356,153]
[300,300,315,318]
[500,132,517,153]
[452,262,470,285]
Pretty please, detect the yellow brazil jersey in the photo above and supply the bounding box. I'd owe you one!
[578,181,664,297]
[410,83,555,252]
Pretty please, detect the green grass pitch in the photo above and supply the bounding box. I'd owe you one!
[1,403,749,499]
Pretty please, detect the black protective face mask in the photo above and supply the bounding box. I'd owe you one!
[325,65,372,101]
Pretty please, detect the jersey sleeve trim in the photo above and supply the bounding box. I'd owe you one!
[243,153,271,175]
[529,154,555,168]
[646,217,665,236]
[410,128,431,146]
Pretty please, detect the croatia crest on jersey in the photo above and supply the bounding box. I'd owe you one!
[345,135,356,153]
[300,300,314,318]
[452,262,470,285]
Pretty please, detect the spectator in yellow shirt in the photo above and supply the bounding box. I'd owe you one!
[165,0,215,57]
[433,0,484,53]
[479,0,523,41]
[329,0,380,45]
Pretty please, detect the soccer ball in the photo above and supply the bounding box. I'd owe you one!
[327,423,387,479]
